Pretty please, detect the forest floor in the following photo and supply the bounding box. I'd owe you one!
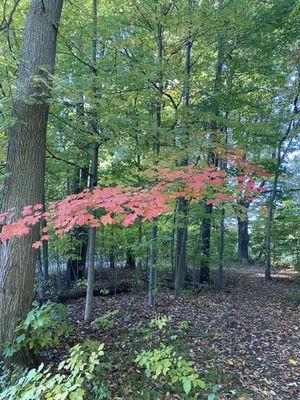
[51,267,299,400]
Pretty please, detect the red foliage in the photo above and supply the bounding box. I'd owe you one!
[0,162,267,248]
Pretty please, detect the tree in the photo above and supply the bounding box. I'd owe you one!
[265,91,299,280]
[0,0,63,361]
[84,0,101,323]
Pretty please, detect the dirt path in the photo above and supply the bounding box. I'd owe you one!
[66,268,299,399]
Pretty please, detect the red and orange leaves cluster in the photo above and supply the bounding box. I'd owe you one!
[0,162,267,248]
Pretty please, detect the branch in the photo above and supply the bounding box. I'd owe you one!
[0,0,21,33]
[46,149,92,177]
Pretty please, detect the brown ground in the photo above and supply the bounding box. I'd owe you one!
[56,267,299,400]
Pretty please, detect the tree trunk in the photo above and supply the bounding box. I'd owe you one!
[84,0,100,323]
[147,12,163,306]
[236,200,250,262]
[199,0,225,284]
[0,0,63,359]
[265,172,279,280]
[148,224,158,306]
[84,141,99,322]
[216,207,225,290]
[237,214,249,261]
[174,0,193,296]
[125,249,136,269]
[175,197,188,296]
[66,169,89,288]
[199,204,212,283]
[42,196,49,291]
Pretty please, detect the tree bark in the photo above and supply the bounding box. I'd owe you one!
[265,169,279,280]
[84,141,99,322]
[199,204,212,283]
[264,90,298,280]
[148,9,163,306]
[174,0,193,296]
[175,197,188,296]
[66,168,89,288]
[216,207,225,290]
[84,0,100,322]
[0,0,63,359]
[236,200,250,262]
[148,223,158,306]
[199,0,224,284]
[237,215,249,261]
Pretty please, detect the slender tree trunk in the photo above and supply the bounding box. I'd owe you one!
[84,0,99,322]
[66,100,89,287]
[199,0,224,284]
[170,204,177,278]
[175,197,188,296]
[264,93,299,279]
[148,14,163,306]
[84,141,99,322]
[174,0,193,296]
[199,204,212,283]
[216,207,225,290]
[42,196,49,291]
[148,223,158,306]
[265,171,279,280]
[0,0,63,359]
[137,219,142,270]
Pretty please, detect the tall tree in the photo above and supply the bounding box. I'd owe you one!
[84,0,100,323]
[174,0,193,296]
[0,0,63,360]
[265,90,299,280]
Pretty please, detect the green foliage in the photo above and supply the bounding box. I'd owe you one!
[0,341,107,400]
[148,315,171,331]
[136,344,205,395]
[139,315,171,340]
[178,320,189,330]
[3,302,73,357]
[91,310,118,331]
[73,278,87,290]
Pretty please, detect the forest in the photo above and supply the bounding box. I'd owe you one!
[0,0,299,399]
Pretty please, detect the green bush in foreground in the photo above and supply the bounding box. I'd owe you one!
[136,344,205,396]
[3,301,73,358]
[0,341,107,400]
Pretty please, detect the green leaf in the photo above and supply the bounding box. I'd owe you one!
[183,378,192,394]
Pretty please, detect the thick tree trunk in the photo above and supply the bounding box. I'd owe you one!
[236,200,250,262]
[0,0,63,358]
[237,216,249,261]
[125,249,136,269]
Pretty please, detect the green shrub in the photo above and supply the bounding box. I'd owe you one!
[91,310,118,331]
[3,301,73,357]
[136,344,205,395]
[73,278,87,290]
[0,341,107,400]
